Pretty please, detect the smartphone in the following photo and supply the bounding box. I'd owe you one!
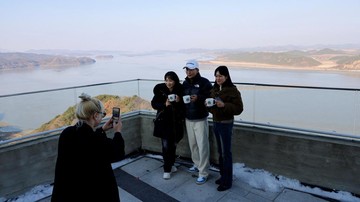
[112,107,120,121]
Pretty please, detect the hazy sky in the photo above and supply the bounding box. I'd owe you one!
[1,0,360,52]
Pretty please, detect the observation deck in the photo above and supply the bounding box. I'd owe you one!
[0,79,359,201]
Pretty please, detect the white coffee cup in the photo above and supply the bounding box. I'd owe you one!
[205,98,216,107]
[183,95,191,104]
[168,94,176,102]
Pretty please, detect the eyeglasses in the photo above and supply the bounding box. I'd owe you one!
[98,112,106,118]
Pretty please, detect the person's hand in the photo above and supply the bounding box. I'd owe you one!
[102,117,122,133]
[190,94,197,102]
[102,118,113,131]
[216,100,225,108]
[165,99,171,106]
[112,117,122,133]
[175,95,180,102]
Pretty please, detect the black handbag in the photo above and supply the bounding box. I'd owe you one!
[153,111,165,138]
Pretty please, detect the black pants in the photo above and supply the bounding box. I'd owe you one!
[161,138,177,172]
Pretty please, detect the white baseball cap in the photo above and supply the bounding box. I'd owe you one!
[183,60,199,69]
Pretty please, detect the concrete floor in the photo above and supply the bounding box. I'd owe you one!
[115,156,330,202]
[37,155,335,202]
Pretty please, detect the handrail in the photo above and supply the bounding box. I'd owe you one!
[234,82,360,91]
[1,79,359,98]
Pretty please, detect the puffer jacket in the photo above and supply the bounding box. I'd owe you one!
[182,73,212,120]
[151,83,185,143]
[209,85,243,122]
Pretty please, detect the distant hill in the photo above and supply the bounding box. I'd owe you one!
[95,55,114,60]
[0,52,96,70]
[33,94,152,133]
[332,55,360,70]
[309,48,345,55]
[213,48,360,70]
[217,51,321,67]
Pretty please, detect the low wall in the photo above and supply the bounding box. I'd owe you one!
[233,126,360,195]
[0,115,142,198]
[1,113,359,198]
[140,114,360,195]
[0,135,58,198]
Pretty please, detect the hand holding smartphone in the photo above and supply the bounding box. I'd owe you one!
[112,107,120,123]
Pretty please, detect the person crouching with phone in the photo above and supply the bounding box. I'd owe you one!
[151,71,185,180]
[51,93,125,202]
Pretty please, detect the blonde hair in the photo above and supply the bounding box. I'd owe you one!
[76,93,104,121]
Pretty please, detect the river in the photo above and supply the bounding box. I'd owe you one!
[1,52,360,137]
[1,52,360,95]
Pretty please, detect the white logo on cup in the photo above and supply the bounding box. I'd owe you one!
[183,95,190,104]
[205,98,215,107]
[168,94,176,102]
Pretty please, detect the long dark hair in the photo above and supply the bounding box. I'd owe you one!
[213,66,235,88]
[164,71,181,89]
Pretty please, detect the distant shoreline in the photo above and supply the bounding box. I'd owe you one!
[202,60,360,72]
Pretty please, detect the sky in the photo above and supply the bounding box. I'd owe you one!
[1,0,360,52]
[1,155,359,202]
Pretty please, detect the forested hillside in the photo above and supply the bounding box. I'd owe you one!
[33,94,152,133]
[214,49,360,70]
[0,52,95,70]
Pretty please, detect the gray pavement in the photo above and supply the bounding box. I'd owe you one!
[116,156,330,202]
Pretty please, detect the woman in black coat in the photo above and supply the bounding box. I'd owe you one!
[51,93,125,202]
[151,71,185,179]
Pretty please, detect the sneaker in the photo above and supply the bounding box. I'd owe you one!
[188,166,199,173]
[196,176,207,185]
[163,172,171,180]
[171,166,177,173]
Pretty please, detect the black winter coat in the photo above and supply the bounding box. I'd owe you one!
[182,73,212,120]
[51,123,125,202]
[151,83,185,143]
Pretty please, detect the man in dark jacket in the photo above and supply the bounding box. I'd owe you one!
[182,60,212,185]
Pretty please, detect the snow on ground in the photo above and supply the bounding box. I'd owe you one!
[232,163,360,202]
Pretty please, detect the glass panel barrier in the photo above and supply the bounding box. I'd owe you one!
[0,89,78,140]
[0,79,359,143]
[236,84,360,136]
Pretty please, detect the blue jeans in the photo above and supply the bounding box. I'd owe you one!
[213,121,233,187]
